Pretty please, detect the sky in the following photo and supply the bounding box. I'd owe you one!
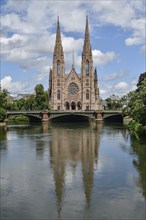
[0,0,146,99]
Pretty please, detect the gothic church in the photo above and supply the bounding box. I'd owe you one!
[49,17,102,111]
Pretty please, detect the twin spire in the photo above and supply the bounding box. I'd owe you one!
[54,16,92,67]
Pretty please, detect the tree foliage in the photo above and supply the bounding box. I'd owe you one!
[123,76,146,126]
[105,98,122,110]
[0,84,49,121]
[137,72,146,90]
[15,84,49,111]
[34,84,49,110]
[0,89,9,109]
[0,107,6,122]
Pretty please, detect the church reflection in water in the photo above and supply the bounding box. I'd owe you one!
[48,122,102,214]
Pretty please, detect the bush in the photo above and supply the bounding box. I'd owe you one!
[128,120,146,139]
[0,108,6,122]
[8,115,29,124]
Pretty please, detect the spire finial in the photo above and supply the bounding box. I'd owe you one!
[72,50,75,69]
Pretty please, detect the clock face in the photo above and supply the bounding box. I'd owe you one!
[68,83,79,95]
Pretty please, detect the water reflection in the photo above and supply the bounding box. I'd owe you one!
[49,122,102,214]
[1,122,146,220]
[130,137,146,199]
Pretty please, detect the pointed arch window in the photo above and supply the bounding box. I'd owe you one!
[65,101,70,110]
[57,60,60,76]
[86,60,89,75]
[86,89,90,100]
[57,89,60,99]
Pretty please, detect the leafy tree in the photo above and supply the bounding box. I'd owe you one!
[105,97,122,110]
[137,72,146,90]
[16,98,26,110]
[24,95,37,110]
[0,89,9,109]
[0,90,9,121]
[123,77,146,126]
[35,84,49,110]
[0,107,6,122]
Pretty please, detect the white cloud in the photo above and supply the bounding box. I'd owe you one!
[104,71,126,81]
[99,79,137,99]
[91,1,145,50]
[1,76,32,94]
[1,0,145,97]
[100,89,107,95]
[62,36,83,53]
[125,18,145,46]
[115,82,128,90]
[92,50,117,66]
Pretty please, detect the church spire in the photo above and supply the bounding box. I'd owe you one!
[85,16,90,44]
[54,16,64,59]
[83,16,91,53]
[56,16,61,44]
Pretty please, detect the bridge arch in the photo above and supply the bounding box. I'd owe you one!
[6,112,43,123]
[103,113,123,122]
[24,114,42,123]
[49,112,94,123]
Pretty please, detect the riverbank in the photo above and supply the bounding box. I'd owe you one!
[0,122,6,127]
[127,120,146,140]
[7,115,30,125]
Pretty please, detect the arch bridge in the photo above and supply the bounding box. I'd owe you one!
[5,110,122,123]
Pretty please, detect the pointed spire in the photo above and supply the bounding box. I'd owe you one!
[53,17,64,63]
[83,16,91,51]
[72,50,75,69]
[49,68,52,81]
[85,15,90,44]
[94,68,98,81]
[56,16,61,44]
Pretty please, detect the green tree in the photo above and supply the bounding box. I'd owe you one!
[16,98,26,110]
[0,89,9,109]
[123,77,146,126]
[35,84,49,110]
[0,107,6,122]
[131,79,146,125]
[0,90,9,121]
[105,97,122,110]
[137,72,146,90]
[24,95,37,110]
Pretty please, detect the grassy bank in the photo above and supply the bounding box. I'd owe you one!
[127,120,146,140]
[0,122,6,127]
[7,116,30,125]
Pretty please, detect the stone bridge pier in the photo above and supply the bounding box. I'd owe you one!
[95,112,103,122]
[42,112,49,122]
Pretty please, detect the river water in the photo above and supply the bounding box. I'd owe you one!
[0,122,146,220]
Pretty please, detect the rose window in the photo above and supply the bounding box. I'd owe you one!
[68,83,79,95]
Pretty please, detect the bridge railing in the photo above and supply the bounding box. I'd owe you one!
[6,110,45,114]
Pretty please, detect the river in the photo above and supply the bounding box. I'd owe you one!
[0,122,146,220]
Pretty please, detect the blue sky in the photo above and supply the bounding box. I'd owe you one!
[1,0,145,99]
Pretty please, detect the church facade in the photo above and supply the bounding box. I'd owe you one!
[49,17,103,111]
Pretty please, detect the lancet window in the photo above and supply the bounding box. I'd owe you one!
[57,60,60,75]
